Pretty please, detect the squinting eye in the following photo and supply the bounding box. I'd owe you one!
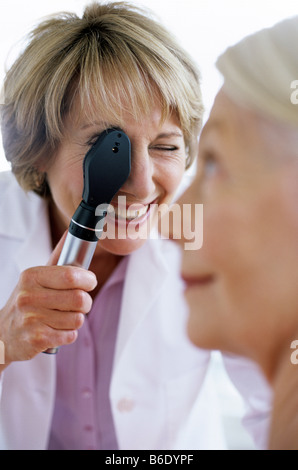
[86,134,101,148]
[153,146,179,152]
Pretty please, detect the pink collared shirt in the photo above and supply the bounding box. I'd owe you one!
[48,256,128,450]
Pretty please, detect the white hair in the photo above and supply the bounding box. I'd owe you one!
[216,16,298,128]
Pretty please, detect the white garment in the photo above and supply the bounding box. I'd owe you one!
[0,172,272,450]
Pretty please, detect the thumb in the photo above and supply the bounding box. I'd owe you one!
[47,230,68,266]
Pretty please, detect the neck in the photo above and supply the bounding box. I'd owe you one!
[89,251,123,298]
[267,326,298,449]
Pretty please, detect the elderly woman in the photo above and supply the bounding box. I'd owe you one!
[0,1,271,450]
[178,16,298,450]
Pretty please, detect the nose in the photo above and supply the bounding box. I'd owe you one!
[169,179,202,248]
[120,143,156,200]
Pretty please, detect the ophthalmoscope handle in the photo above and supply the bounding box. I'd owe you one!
[57,231,97,269]
[43,210,106,355]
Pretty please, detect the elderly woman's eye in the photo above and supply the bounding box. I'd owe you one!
[202,151,219,177]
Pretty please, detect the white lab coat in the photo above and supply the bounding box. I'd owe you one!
[0,172,272,450]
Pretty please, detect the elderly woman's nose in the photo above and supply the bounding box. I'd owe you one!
[122,147,156,200]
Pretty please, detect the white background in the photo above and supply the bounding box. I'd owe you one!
[0,0,297,449]
[1,0,298,171]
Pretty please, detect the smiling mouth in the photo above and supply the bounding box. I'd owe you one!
[108,198,158,223]
[113,204,149,221]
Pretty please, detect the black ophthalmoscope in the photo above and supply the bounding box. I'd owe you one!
[45,128,131,354]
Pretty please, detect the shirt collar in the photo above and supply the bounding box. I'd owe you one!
[101,255,130,293]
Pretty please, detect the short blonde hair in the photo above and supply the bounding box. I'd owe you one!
[1,1,203,196]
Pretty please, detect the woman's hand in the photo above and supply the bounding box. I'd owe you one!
[0,233,97,365]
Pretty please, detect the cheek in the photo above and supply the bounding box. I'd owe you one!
[204,184,298,313]
[47,153,84,217]
[200,198,267,317]
[158,158,186,196]
[202,202,243,269]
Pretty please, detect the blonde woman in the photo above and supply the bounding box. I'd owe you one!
[178,16,298,450]
[0,2,270,450]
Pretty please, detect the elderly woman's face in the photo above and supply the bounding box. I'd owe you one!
[180,90,298,367]
[46,96,186,255]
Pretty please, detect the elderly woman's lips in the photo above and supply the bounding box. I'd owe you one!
[182,274,215,287]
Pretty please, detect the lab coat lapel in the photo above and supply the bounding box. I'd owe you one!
[114,236,168,366]
[0,173,52,272]
[14,199,52,273]
[0,174,55,449]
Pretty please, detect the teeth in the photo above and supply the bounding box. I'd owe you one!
[113,204,149,220]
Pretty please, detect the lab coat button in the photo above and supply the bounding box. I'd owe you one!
[82,388,92,398]
[117,398,135,412]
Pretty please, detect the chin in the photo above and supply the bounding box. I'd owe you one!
[97,237,148,256]
[187,319,204,349]
[186,308,218,351]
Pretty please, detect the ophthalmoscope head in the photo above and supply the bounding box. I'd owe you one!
[69,128,131,242]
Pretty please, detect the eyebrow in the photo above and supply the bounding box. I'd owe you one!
[155,132,184,139]
[80,125,184,139]
[80,122,111,131]
[201,119,225,138]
